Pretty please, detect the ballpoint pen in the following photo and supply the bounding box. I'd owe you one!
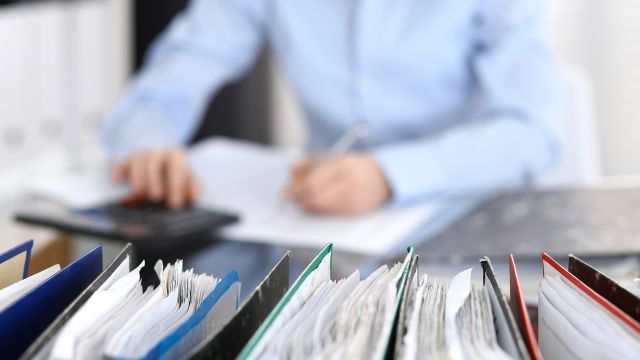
[277,121,371,214]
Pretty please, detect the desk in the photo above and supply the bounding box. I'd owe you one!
[61,185,640,302]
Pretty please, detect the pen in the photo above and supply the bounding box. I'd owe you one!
[318,120,370,162]
[277,121,370,215]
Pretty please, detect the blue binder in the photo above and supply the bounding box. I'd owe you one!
[136,271,240,360]
[0,244,103,359]
[0,240,33,289]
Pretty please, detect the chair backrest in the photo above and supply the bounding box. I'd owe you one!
[537,64,602,187]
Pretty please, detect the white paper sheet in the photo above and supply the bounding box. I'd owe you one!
[538,274,640,360]
[0,264,60,311]
[248,253,332,360]
[26,137,452,255]
[28,170,128,209]
[189,138,446,256]
[444,268,472,360]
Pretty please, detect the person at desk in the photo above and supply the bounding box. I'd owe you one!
[103,0,559,216]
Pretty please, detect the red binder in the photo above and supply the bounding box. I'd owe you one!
[541,252,640,334]
[509,254,543,360]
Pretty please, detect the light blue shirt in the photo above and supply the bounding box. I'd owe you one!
[103,0,559,205]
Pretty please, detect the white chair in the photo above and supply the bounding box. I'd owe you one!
[537,63,602,187]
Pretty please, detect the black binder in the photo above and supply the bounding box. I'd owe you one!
[185,251,291,360]
[481,257,531,360]
[568,254,640,322]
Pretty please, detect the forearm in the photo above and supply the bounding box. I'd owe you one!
[373,115,559,204]
[102,0,268,159]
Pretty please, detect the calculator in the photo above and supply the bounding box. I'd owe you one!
[14,199,239,251]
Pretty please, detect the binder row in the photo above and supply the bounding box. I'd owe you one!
[1,241,639,359]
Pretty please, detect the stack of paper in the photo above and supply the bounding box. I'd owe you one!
[537,253,640,360]
[238,244,529,360]
[187,138,474,256]
[399,270,515,360]
[239,244,411,360]
[20,246,291,360]
[24,137,478,256]
[399,271,511,359]
[49,256,240,360]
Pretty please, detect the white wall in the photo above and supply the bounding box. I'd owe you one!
[0,0,131,201]
[0,0,131,162]
[548,0,640,177]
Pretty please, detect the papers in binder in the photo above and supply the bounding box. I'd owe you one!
[399,270,516,360]
[538,253,640,360]
[0,241,103,359]
[239,244,529,360]
[0,265,60,312]
[239,244,414,360]
[189,138,452,256]
[49,256,240,360]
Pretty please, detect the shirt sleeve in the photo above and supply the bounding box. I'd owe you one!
[102,0,269,160]
[373,0,560,204]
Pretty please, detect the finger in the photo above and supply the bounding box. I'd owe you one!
[166,150,189,209]
[298,178,351,215]
[187,176,200,203]
[146,150,165,201]
[111,162,128,183]
[291,154,322,177]
[285,156,317,199]
[130,153,148,196]
[282,181,296,199]
[290,160,311,180]
[296,159,345,200]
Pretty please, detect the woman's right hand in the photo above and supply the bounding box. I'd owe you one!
[111,147,199,209]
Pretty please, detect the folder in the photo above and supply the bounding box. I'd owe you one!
[393,251,419,358]
[0,240,33,289]
[397,255,529,359]
[237,244,334,359]
[25,243,245,360]
[238,244,416,360]
[0,244,103,359]
[21,243,132,359]
[386,247,417,359]
[140,270,241,360]
[568,254,640,323]
[509,254,542,360]
[539,252,640,360]
[481,257,531,360]
[186,252,291,360]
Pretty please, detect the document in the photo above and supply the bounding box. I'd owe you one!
[0,265,59,311]
[50,256,239,360]
[0,243,103,360]
[239,244,415,360]
[189,138,452,255]
[400,270,513,360]
[28,170,128,209]
[26,138,473,255]
[538,253,640,360]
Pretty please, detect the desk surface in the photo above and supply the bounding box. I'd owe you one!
[69,185,640,301]
[417,186,640,261]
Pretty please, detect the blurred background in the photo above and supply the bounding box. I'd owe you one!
[0,0,639,266]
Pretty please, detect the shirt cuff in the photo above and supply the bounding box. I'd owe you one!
[372,142,446,205]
